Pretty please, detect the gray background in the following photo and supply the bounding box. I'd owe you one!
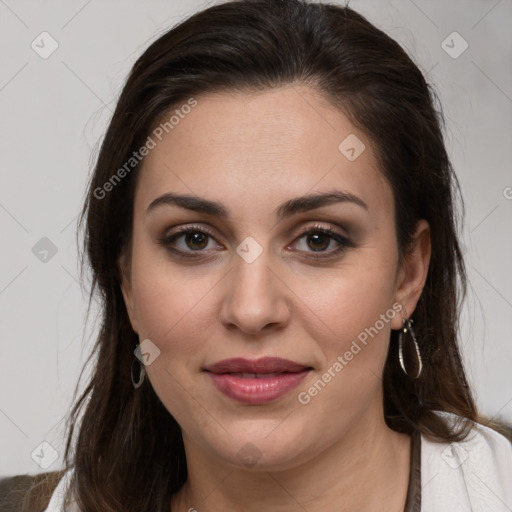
[1,0,511,477]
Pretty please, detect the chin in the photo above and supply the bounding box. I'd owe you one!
[202,420,320,472]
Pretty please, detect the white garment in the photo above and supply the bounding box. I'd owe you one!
[43,467,79,512]
[44,412,512,511]
[421,412,512,511]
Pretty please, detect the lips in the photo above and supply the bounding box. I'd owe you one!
[203,357,312,404]
[204,356,309,374]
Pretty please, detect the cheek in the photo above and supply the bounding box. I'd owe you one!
[131,269,206,348]
[295,276,398,418]
[295,258,400,413]
[129,256,213,417]
[302,255,398,347]
[128,242,221,365]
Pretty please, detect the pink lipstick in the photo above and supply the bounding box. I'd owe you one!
[204,357,311,404]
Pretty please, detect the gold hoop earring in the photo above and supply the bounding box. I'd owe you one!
[398,318,423,379]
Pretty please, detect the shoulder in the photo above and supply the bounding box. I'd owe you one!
[0,470,64,512]
[425,410,512,451]
[421,411,512,511]
[422,410,512,468]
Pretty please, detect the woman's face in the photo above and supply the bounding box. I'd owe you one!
[120,85,429,471]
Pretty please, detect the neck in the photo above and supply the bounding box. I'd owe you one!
[171,409,412,512]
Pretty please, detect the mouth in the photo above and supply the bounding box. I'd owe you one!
[203,357,313,404]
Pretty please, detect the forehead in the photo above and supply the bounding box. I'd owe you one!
[135,85,393,221]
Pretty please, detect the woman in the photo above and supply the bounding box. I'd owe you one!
[3,0,511,511]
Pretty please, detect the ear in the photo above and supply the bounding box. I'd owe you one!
[118,251,139,334]
[391,219,431,330]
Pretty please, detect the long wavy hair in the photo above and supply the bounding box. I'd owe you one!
[42,1,480,510]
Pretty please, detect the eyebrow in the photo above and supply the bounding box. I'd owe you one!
[145,189,369,220]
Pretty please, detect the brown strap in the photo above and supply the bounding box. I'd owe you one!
[403,429,421,512]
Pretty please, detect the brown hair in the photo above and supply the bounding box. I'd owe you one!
[57,1,478,510]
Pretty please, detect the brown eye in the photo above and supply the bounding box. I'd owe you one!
[305,232,331,252]
[158,225,222,257]
[290,226,355,260]
[183,231,209,250]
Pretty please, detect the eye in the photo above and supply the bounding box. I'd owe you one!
[290,225,354,259]
[158,225,222,257]
[158,223,354,260]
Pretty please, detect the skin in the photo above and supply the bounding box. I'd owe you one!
[119,84,431,512]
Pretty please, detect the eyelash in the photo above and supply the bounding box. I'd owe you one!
[157,223,354,261]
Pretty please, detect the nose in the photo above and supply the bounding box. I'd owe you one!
[219,248,291,336]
